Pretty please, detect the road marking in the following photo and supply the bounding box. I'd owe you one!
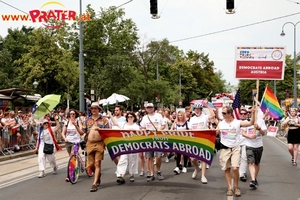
[0,163,68,189]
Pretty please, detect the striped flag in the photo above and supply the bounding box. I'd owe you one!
[232,88,241,119]
[260,85,284,120]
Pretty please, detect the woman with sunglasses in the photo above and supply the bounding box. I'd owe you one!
[33,118,61,178]
[171,110,189,174]
[61,109,82,181]
[114,112,140,184]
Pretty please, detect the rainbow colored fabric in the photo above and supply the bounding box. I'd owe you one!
[260,85,284,120]
[100,129,217,165]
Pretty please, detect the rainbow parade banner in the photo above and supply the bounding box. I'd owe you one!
[99,129,217,165]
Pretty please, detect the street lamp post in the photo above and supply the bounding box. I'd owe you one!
[281,21,300,108]
[33,79,39,91]
[79,0,85,112]
[179,68,182,107]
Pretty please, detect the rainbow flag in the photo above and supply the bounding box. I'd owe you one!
[260,85,284,120]
[100,129,217,165]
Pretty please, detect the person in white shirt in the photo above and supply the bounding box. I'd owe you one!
[217,106,255,197]
[189,101,215,184]
[140,103,166,182]
[242,114,267,189]
[115,112,140,184]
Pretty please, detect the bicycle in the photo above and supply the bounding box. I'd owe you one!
[67,142,93,184]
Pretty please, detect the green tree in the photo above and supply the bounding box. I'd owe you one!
[16,27,78,108]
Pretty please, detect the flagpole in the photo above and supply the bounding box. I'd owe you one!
[255,79,260,127]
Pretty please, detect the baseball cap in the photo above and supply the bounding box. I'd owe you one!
[146,103,154,108]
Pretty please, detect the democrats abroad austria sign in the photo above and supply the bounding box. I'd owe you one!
[99,129,217,165]
[235,46,286,80]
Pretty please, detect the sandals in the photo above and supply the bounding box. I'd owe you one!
[90,184,98,192]
[292,162,297,166]
[65,177,70,182]
[226,189,233,196]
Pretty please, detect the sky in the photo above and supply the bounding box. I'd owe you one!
[0,0,300,86]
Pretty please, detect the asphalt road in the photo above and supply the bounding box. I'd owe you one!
[0,136,300,200]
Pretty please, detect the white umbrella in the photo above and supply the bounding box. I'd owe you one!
[98,99,107,105]
[103,93,130,105]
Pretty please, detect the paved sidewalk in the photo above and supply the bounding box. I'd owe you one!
[0,144,66,162]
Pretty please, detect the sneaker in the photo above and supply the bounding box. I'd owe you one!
[157,172,164,180]
[139,171,145,176]
[192,169,200,179]
[116,177,125,184]
[240,173,247,182]
[250,180,258,188]
[165,157,169,163]
[147,175,155,182]
[38,171,45,178]
[129,176,135,182]
[201,176,208,184]
[147,171,151,177]
[235,188,241,197]
[53,166,58,174]
[182,167,187,173]
[174,167,180,175]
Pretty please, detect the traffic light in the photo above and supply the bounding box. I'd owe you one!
[150,0,158,16]
[226,0,234,10]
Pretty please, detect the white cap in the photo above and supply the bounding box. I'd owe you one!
[146,103,154,108]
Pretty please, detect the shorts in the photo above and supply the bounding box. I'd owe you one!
[246,146,263,165]
[219,145,240,170]
[86,140,105,161]
[65,142,73,154]
[145,151,163,159]
[3,130,9,139]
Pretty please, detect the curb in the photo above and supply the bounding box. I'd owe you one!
[0,144,66,162]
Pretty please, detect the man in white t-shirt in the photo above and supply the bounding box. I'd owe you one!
[140,103,166,182]
[189,101,215,184]
[242,114,267,189]
[217,106,255,197]
[111,105,126,129]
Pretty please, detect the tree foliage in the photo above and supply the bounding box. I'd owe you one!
[0,5,231,110]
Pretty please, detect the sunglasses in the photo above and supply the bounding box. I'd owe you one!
[240,113,247,115]
[127,116,133,118]
[222,112,227,115]
[43,122,49,125]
